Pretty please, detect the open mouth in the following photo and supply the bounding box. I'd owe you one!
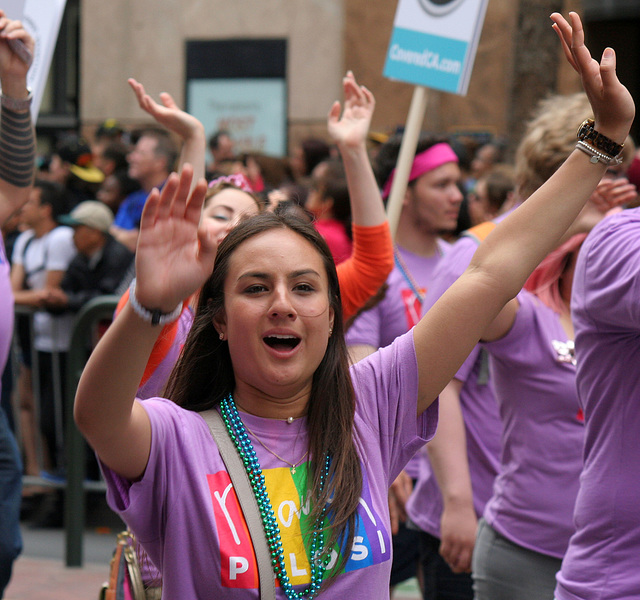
[263,334,301,351]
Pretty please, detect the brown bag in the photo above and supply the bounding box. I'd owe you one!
[99,530,146,600]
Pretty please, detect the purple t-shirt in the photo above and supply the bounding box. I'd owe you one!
[482,291,583,558]
[346,241,448,477]
[406,233,502,537]
[556,208,640,599]
[346,242,449,349]
[0,235,13,396]
[102,331,437,599]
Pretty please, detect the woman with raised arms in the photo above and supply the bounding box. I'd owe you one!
[74,13,633,599]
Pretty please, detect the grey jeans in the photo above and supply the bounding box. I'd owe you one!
[472,518,560,600]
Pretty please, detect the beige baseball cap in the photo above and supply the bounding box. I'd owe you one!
[59,201,114,233]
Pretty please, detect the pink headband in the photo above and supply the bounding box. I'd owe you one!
[208,173,254,192]
[382,142,459,199]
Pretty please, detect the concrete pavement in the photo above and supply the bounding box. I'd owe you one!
[5,525,118,600]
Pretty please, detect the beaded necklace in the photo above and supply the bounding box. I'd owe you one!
[219,395,331,600]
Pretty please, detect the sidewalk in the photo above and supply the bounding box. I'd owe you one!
[5,556,108,600]
[5,494,120,600]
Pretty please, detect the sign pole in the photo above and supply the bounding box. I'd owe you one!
[386,85,429,240]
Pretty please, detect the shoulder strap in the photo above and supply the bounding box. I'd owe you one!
[21,232,41,282]
[200,409,277,600]
[461,221,497,245]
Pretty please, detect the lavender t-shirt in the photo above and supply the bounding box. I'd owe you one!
[102,331,437,599]
[346,241,448,478]
[406,233,502,537]
[0,236,13,395]
[482,291,583,558]
[556,208,640,599]
[346,242,449,350]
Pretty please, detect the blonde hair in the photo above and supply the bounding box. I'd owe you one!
[515,92,592,201]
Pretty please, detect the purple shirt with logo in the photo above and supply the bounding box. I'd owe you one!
[102,331,437,599]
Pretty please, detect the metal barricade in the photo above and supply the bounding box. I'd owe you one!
[11,297,118,565]
[11,304,67,491]
[63,295,119,567]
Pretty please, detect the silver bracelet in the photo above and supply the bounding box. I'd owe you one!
[128,278,182,326]
[576,140,623,166]
[1,88,32,112]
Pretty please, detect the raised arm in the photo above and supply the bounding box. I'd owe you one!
[0,12,35,226]
[481,169,634,342]
[328,72,394,319]
[74,165,216,479]
[328,71,386,227]
[413,12,634,415]
[128,78,206,185]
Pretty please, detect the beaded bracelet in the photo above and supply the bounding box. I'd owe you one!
[576,140,623,166]
[128,278,182,326]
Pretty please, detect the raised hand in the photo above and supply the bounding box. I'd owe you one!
[590,176,637,213]
[551,12,634,145]
[327,71,375,151]
[570,175,637,235]
[0,12,34,84]
[128,78,203,142]
[134,164,217,313]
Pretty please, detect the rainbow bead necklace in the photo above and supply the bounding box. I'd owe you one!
[219,395,332,599]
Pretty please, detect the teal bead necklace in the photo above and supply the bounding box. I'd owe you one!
[219,395,332,600]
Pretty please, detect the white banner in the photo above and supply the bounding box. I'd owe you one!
[1,0,67,119]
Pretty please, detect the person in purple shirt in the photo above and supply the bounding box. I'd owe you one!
[346,133,461,592]
[407,89,637,600]
[0,13,35,598]
[555,211,640,600]
[471,233,587,600]
[72,13,635,598]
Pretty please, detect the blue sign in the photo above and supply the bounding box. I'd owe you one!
[384,0,488,95]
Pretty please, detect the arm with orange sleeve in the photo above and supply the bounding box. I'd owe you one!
[329,73,393,322]
[338,222,393,321]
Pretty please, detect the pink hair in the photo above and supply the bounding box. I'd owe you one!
[523,233,587,314]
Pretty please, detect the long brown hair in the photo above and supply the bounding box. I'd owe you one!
[165,211,362,581]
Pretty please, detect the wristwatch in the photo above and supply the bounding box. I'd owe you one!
[1,88,32,112]
[577,118,624,158]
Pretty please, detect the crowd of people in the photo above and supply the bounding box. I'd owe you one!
[2,8,640,600]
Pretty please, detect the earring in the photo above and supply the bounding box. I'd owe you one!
[328,327,333,337]
[219,332,225,341]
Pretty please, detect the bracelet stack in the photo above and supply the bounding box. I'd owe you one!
[576,140,623,166]
[128,279,182,326]
[576,118,624,166]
